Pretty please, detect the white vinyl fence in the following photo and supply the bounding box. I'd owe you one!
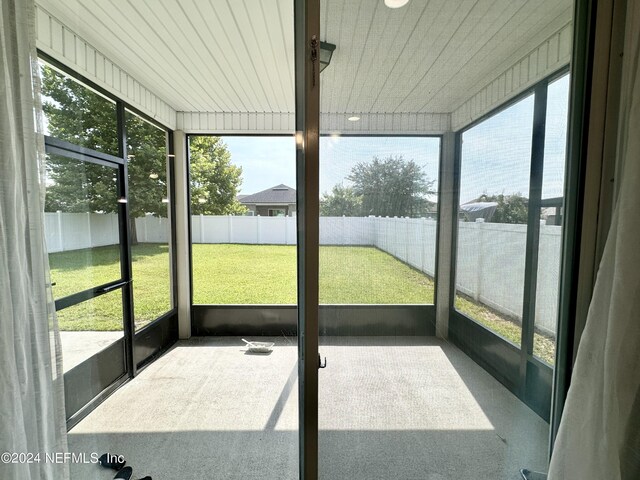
[44,212,561,335]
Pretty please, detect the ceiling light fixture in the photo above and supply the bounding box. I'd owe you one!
[384,0,409,8]
[319,42,336,72]
[348,116,361,122]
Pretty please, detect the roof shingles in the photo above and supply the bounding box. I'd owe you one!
[239,184,296,204]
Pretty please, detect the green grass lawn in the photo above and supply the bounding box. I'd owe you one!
[50,243,170,331]
[454,294,556,364]
[49,243,554,364]
[192,244,434,304]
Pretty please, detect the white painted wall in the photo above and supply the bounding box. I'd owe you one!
[44,213,561,335]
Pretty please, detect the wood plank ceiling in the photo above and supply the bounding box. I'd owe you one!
[36,0,572,116]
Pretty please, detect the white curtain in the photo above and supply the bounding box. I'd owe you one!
[0,0,69,479]
[548,2,640,479]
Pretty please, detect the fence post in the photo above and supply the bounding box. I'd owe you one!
[57,210,64,252]
[404,217,409,263]
[257,215,262,244]
[284,215,289,245]
[200,214,204,243]
[420,218,426,273]
[342,215,346,245]
[86,212,92,248]
[228,214,233,243]
[474,219,485,302]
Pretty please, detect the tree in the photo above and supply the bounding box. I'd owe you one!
[320,184,362,216]
[189,136,247,215]
[346,155,435,217]
[41,65,246,242]
[477,193,529,224]
[42,65,120,214]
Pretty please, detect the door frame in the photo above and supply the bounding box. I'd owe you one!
[44,136,132,427]
[41,51,180,428]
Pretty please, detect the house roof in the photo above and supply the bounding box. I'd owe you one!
[239,184,296,205]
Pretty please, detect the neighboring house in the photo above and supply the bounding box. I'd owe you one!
[238,184,296,216]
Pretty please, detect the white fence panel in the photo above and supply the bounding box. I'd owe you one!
[421,220,438,277]
[258,216,287,244]
[135,215,169,243]
[199,216,229,243]
[535,226,562,334]
[455,222,482,300]
[91,213,119,247]
[319,216,373,245]
[44,213,62,252]
[230,216,259,243]
[476,223,528,319]
[45,212,561,334]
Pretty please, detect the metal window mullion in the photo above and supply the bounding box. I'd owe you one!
[167,132,179,314]
[295,0,320,478]
[448,132,463,316]
[116,101,136,378]
[519,83,548,393]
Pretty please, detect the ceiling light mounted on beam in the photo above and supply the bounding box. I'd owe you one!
[384,0,409,8]
[348,116,361,122]
[320,42,336,72]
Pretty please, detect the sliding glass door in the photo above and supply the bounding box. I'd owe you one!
[41,58,177,426]
[45,138,130,423]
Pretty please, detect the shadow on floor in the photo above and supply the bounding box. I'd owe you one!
[69,429,536,480]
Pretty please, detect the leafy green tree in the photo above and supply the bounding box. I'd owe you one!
[346,155,435,217]
[478,193,529,224]
[42,65,120,214]
[41,65,246,242]
[320,184,362,216]
[189,136,247,215]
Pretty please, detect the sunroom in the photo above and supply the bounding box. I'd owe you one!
[2,0,637,479]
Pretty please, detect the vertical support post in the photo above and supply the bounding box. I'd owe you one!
[436,131,456,339]
[520,83,548,395]
[295,0,320,477]
[167,132,178,313]
[200,214,204,243]
[116,101,136,378]
[173,130,191,339]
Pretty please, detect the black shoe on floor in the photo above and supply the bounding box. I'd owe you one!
[114,466,133,480]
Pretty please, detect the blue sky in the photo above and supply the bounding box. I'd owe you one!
[459,75,569,204]
[221,75,569,202]
[223,135,441,197]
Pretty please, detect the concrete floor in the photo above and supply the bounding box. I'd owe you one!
[68,336,549,479]
[60,331,124,372]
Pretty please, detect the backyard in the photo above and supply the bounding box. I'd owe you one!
[49,243,555,363]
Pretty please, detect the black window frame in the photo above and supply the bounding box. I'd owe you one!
[449,67,571,421]
[39,50,178,428]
